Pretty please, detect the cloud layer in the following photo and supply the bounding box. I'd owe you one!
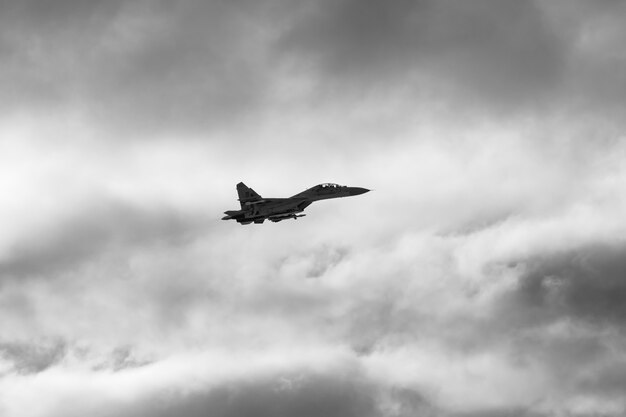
[2,1,626,416]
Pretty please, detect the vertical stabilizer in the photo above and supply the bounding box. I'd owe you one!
[236,182,262,208]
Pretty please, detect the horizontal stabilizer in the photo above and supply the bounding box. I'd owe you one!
[222,210,244,220]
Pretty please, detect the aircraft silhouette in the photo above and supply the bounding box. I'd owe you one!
[222,182,370,224]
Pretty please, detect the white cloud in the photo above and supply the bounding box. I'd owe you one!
[2,1,626,416]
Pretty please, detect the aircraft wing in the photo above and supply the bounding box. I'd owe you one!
[226,183,316,224]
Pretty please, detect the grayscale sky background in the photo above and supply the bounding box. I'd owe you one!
[2,1,626,416]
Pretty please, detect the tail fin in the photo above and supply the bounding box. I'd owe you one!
[237,182,262,208]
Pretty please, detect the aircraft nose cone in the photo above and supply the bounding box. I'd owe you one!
[349,187,370,196]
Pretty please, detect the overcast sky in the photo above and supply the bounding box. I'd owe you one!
[2,1,626,416]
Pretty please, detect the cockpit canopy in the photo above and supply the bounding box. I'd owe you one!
[319,183,345,189]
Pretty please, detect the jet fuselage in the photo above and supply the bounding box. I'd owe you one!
[222,182,369,224]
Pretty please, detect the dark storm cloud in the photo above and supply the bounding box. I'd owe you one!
[45,366,416,417]
[3,0,625,133]
[277,0,626,121]
[552,0,626,111]
[579,361,626,397]
[278,0,565,111]
[0,0,126,106]
[0,339,65,374]
[0,339,150,375]
[0,0,274,133]
[452,409,546,417]
[461,242,626,403]
[133,374,378,417]
[502,243,626,328]
[435,241,626,353]
[85,0,273,133]
[0,200,204,278]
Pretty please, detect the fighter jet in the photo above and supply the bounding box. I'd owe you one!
[222,182,370,224]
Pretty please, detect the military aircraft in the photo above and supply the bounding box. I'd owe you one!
[222,182,370,224]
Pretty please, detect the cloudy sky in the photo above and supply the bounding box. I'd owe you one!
[2,0,626,416]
